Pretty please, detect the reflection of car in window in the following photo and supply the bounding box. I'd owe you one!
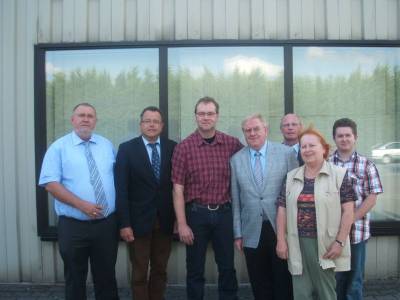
[371,142,400,164]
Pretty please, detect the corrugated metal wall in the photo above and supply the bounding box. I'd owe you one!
[0,0,399,284]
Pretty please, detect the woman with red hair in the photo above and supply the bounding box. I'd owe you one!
[276,127,355,300]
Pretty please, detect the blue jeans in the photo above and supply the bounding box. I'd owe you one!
[185,203,238,300]
[336,241,366,300]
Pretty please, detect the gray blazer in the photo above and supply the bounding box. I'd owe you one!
[230,141,298,248]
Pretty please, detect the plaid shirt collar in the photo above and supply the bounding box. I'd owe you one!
[194,130,224,146]
[332,150,358,164]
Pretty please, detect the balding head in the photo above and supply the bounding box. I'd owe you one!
[280,113,302,146]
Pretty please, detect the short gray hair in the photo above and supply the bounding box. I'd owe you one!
[241,113,268,129]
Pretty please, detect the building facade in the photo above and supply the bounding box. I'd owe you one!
[1,0,400,285]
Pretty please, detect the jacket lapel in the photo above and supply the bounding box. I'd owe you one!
[138,137,158,184]
[262,142,274,194]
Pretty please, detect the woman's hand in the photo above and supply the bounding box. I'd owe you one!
[323,241,343,260]
[276,239,289,260]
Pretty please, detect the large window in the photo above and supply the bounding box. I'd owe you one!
[293,47,400,224]
[35,42,400,239]
[168,47,284,142]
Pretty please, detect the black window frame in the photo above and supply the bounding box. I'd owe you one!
[35,40,400,241]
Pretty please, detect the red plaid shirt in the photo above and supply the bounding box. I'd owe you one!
[329,151,383,243]
[172,130,243,205]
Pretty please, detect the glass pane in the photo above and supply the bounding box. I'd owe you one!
[168,46,285,143]
[45,48,159,225]
[293,47,400,221]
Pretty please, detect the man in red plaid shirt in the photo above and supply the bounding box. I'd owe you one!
[172,97,243,300]
[329,118,383,300]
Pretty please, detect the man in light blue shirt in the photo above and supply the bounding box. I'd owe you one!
[39,103,119,300]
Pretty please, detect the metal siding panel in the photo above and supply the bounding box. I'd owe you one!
[276,0,289,39]
[41,243,57,282]
[376,0,389,39]
[37,0,51,42]
[25,0,42,283]
[338,0,351,39]
[289,0,302,39]
[51,0,63,42]
[115,243,129,286]
[2,0,20,282]
[0,0,7,281]
[302,0,315,39]
[162,0,175,40]
[351,0,362,39]
[264,0,277,39]
[137,0,150,40]
[251,0,264,39]
[239,0,251,39]
[377,237,399,278]
[226,0,239,39]
[62,0,74,42]
[365,237,377,279]
[125,0,137,41]
[387,0,398,39]
[200,0,212,39]
[188,0,201,39]
[150,0,163,40]
[16,0,31,281]
[326,0,340,39]
[175,0,188,40]
[111,0,125,41]
[314,0,326,39]
[363,0,376,39]
[213,0,226,39]
[100,0,112,41]
[74,0,88,41]
[88,0,100,42]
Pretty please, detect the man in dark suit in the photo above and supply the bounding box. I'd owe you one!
[280,113,304,166]
[115,106,177,300]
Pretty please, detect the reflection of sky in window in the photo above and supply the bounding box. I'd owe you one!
[294,47,400,77]
[46,48,158,81]
[169,46,284,78]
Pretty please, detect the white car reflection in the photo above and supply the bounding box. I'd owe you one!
[371,142,400,164]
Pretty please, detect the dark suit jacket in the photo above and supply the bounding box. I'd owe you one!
[115,136,177,237]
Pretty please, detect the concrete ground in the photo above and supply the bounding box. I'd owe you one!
[0,279,400,299]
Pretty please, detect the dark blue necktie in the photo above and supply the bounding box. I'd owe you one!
[149,143,160,181]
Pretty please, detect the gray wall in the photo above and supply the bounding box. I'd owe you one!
[0,0,399,284]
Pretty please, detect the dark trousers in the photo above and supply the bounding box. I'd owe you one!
[186,203,238,300]
[58,214,119,300]
[128,219,172,300]
[243,221,293,300]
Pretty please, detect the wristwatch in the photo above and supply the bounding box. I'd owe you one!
[335,239,345,247]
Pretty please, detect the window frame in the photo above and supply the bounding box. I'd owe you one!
[35,40,400,240]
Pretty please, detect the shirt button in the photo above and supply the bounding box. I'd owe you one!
[260,197,263,200]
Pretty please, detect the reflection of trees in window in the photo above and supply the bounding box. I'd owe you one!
[46,67,159,146]
[295,64,400,153]
[168,66,284,140]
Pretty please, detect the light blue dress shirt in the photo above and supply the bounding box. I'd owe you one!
[142,136,161,164]
[249,141,268,174]
[39,131,116,220]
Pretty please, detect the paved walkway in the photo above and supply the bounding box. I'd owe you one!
[0,279,399,299]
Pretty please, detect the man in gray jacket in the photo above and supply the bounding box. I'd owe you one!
[231,113,298,300]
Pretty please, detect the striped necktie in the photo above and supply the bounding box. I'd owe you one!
[149,143,160,181]
[254,152,263,188]
[84,142,109,217]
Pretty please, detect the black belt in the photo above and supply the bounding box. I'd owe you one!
[60,212,115,224]
[187,201,231,211]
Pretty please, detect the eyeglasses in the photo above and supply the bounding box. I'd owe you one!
[281,122,300,128]
[243,126,263,134]
[141,119,162,125]
[196,112,217,118]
